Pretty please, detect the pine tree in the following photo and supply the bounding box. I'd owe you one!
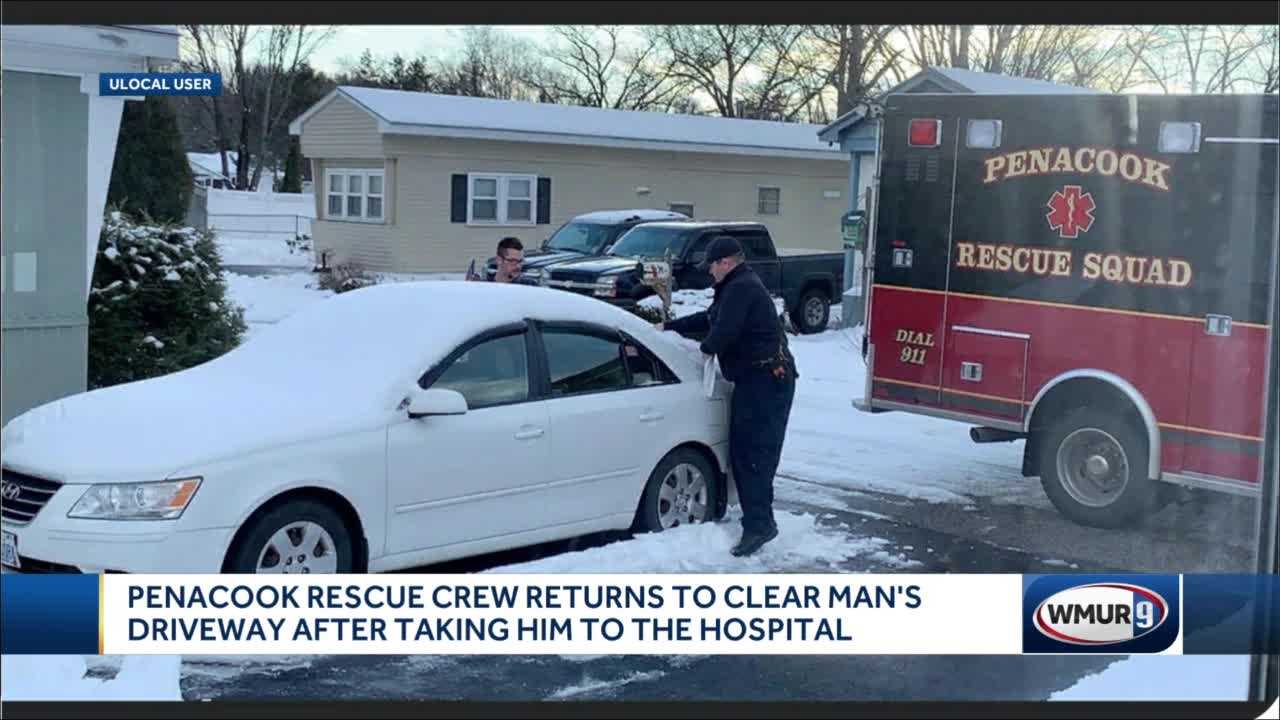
[280,137,304,193]
[106,97,194,225]
[88,209,247,389]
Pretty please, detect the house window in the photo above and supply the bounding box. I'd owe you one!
[757,187,781,215]
[326,169,385,222]
[467,173,538,226]
[669,202,694,218]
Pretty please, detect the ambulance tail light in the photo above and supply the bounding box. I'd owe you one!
[1159,122,1201,153]
[966,119,1003,149]
[908,119,942,148]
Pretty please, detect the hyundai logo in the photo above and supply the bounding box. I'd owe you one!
[1,482,20,502]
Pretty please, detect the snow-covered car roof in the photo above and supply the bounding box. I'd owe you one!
[1,282,707,482]
[571,209,690,224]
[620,220,767,232]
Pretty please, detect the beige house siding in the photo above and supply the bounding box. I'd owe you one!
[303,109,849,273]
[298,95,384,160]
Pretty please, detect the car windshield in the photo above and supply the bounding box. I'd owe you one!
[609,226,690,259]
[545,222,618,254]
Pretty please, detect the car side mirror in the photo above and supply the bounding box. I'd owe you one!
[407,388,468,419]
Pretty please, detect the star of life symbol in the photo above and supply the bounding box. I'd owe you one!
[1046,185,1096,239]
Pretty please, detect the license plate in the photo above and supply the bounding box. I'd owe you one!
[2,531,19,569]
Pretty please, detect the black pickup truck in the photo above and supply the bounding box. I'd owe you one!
[483,208,688,284]
[540,220,845,334]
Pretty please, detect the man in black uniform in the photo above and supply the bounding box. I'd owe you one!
[659,235,798,556]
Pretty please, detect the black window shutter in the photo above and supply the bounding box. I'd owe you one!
[537,177,551,224]
[450,174,467,223]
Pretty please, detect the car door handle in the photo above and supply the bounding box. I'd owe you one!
[639,410,664,423]
[515,427,545,440]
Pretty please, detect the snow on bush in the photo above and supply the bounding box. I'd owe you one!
[88,209,247,389]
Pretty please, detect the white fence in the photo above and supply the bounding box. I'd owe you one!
[190,187,316,237]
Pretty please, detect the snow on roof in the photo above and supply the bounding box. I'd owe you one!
[572,209,689,224]
[819,66,1101,141]
[299,86,844,160]
[929,67,1102,95]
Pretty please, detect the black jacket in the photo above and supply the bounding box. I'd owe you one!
[665,264,795,383]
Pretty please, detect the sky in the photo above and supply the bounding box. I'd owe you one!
[308,25,553,75]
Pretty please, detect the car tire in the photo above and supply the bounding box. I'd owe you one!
[226,499,356,574]
[1037,406,1165,529]
[790,287,830,335]
[634,448,720,533]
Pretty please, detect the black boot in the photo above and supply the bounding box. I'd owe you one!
[731,525,778,557]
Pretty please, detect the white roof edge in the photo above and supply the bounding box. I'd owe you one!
[109,25,181,37]
[379,122,844,160]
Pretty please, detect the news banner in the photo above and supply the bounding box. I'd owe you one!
[1,574,1276,656]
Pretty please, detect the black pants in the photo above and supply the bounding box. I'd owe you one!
[729,367,797,535]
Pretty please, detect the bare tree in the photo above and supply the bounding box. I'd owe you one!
[1254,26,1279,94]
[180,25,334,190]
[737,26,833,122]
[1062,26,1160,93]
[645,25,774,118]
[811,25,904,116]
[976,25,1093,80]
[1134,25,1276,93]
[436,27,549,101]
[645,25,828,120]
[900,25,974,71]
[181,25,248,186]
[1202,25,1274,93]
[898,25,1134,89]
[249,26,336,190]
[533,26,690,111]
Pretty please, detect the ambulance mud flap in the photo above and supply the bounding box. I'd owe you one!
[970,427,1025,444]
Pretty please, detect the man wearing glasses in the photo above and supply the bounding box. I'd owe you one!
[468,237,524,283]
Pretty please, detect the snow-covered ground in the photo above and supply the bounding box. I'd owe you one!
[0,655,182,701]
[1050,655,1252,701]
[223,272,334,341]
[215,231,314,269]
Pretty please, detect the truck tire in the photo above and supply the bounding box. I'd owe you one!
[1037,406,1163,529]
[790,287,830,335]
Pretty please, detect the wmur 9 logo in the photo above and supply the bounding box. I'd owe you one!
[1022,574,1180,654]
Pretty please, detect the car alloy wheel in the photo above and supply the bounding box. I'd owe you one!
[656,462,710,529]
[256,520,339,574]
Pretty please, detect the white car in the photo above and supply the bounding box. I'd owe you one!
[0,281,733,574]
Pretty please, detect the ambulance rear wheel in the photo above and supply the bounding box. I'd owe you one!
[1038,407,1157,529]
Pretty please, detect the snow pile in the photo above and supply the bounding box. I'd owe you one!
[1050,655,1251,701]
[222,272,335,341]
[549,670,665,700]
[0,655,182,701]
[485,508,885,574]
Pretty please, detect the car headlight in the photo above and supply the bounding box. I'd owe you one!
[68,478,202,520]
[594,277,618,297]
